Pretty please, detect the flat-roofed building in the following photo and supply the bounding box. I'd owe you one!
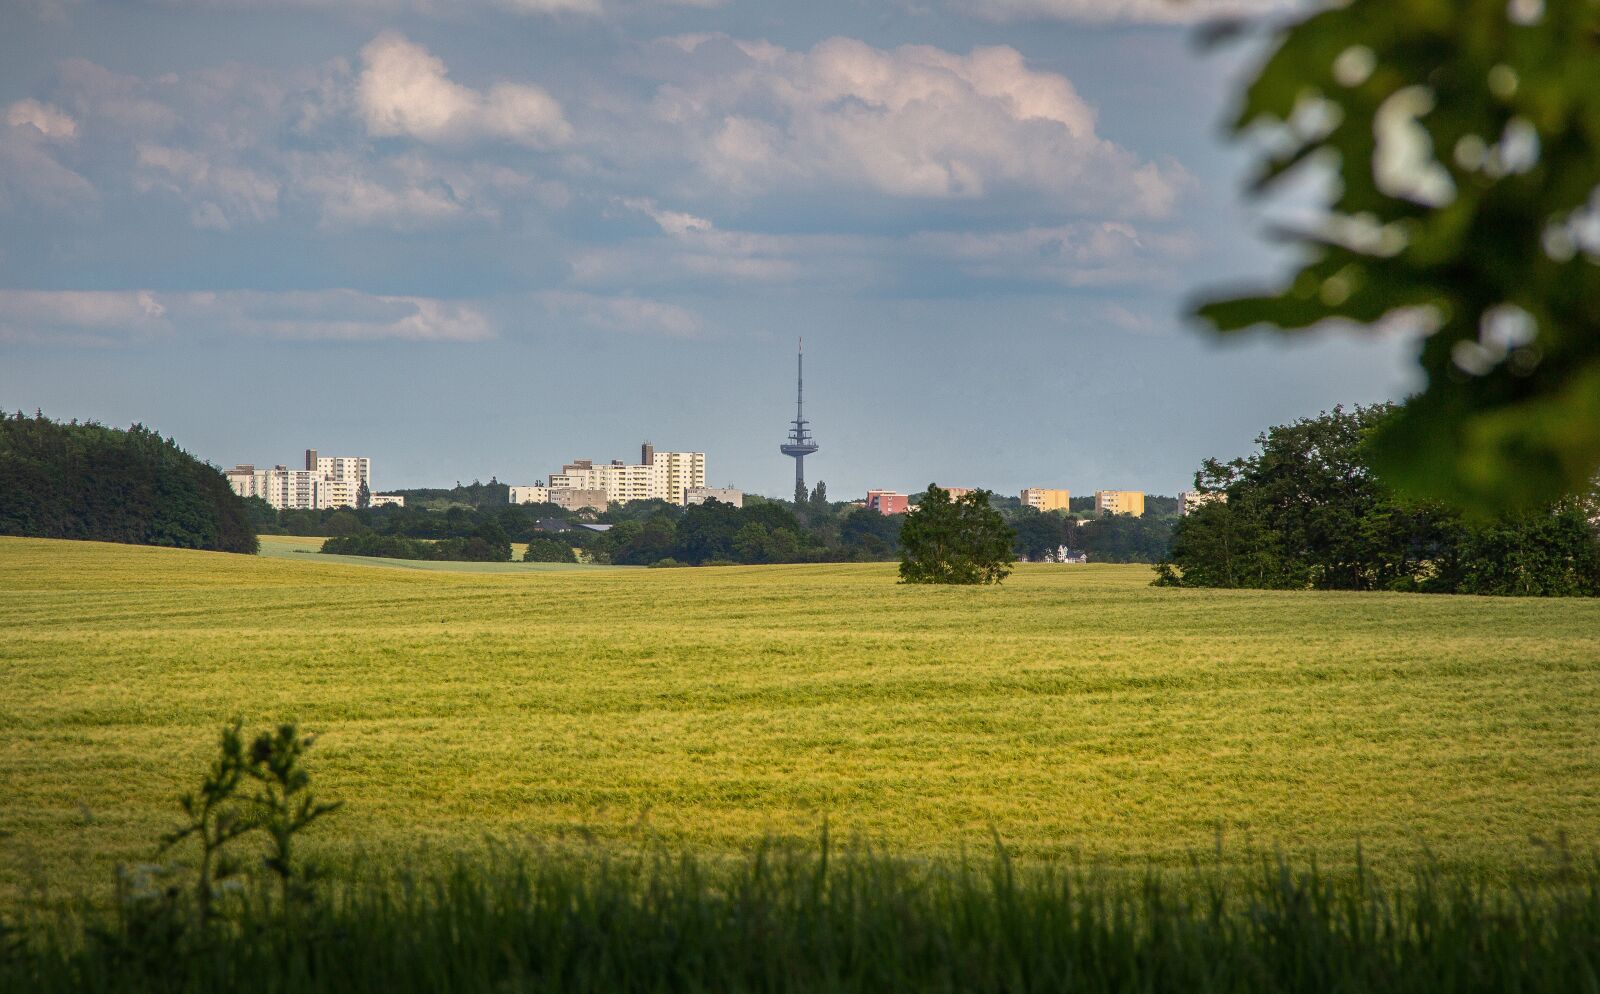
[370,494,405,507]
[866,490,910,515]
[227,450,374,510]
[1020,487,1071,512]
[1179,490,1226,515]
[226,465,326,511]
[550,444,705,505]
[509,485,552,505]
[550,488,608,513]
[1094,490,1145,517]
[938,485,977,500]
[686,487,744,508]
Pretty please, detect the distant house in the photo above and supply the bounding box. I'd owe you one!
[1049,546,1088,564]
[536,518,612,535]
[370,494,405,508]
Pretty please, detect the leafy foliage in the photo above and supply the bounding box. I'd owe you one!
[522,537,578,563]
[0,412,256,554]
[898,484,1016,585]
[320,521,511,562]
[1202,0,1600,512]
[1076,514,1176,564]
[158,721,339,921]
[1157,405,1600,595]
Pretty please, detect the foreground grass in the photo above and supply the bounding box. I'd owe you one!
[3,536,1600,901]
[6,844,1598,993]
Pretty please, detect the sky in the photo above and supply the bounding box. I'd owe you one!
[0,0,1418,498]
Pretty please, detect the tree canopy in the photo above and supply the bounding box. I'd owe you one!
[0,412,256,554]
[1202,0,1600,513]
[1156,405,1600,596]
[899,485,1016,585]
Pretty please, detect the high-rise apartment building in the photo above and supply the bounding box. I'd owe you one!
[1094,490,1145,517]
[225,450,373,511]
[549,444,705,505]
[1020,488,1071,512]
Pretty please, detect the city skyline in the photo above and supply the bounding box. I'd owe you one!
[1,0,1415,498]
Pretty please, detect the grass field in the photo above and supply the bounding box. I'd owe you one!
[3,535,1600,902]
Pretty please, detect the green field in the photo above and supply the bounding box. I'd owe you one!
[3,535,1599,901]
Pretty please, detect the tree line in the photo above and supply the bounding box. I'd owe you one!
[1157,406,1600,596]
[260,485,1183,567]
[0,412,256,554]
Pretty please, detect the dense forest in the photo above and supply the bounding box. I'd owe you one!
[0,412,257,554]
[1158,406,1600,597]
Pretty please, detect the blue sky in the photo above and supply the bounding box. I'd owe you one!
[0,0,1415,497]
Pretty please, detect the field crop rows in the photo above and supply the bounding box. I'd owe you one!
[3,536,1599,902]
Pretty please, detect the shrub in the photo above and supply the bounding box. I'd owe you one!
[522,538,577,563]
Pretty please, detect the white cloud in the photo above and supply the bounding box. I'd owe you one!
[582,198,1194,291]
[536,290,704,337]
[951,0,1294,24]
[289,151,558,228]
[6,100,79,141]
[0,104,95,212]
[910,221,1196,285]
[357,32,572,147]
[636,34,1183,216]
[136,143,282,225]
[0,289,494,344]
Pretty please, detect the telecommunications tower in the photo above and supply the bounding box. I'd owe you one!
[779,339,818,502]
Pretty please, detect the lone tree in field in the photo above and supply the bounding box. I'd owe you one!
[899,485,1015,585]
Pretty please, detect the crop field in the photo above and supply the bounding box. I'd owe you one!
[3,536,1600,902]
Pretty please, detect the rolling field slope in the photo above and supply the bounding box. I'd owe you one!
[3,536,1599,899]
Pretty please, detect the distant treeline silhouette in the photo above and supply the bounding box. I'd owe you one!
[0,411,256,554]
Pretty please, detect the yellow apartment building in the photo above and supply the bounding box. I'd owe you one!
[1020,488,1071,512]
[1094,490,1145,517]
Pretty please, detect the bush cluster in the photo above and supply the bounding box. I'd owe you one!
[321,524,511,563]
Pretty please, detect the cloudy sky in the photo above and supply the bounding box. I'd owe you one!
[0,0,1414,497]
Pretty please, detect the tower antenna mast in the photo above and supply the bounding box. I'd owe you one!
[779,339,819,503]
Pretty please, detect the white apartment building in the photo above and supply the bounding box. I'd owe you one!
[312,453,370,489]
[509,485,552,505]
[1179,490,1227,515]
[685,487,744,508]
[225,449,374,511]
[226,466,326,511]
[370,494,405,508]
[549,443,706,505]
